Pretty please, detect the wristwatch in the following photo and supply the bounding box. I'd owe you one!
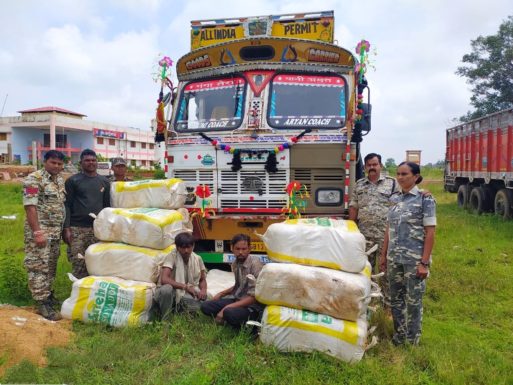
[419,260,430,267]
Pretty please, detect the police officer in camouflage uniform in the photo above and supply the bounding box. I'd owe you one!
[109,157,131,182]
[349,153,397,274]
[63,149,110,278]
[380,162,436,345]
[23,150,66,321]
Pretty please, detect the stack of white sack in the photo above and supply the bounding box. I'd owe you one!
[61,275,155,327]
[259,306,368,363]
[255,262,371,322]
[257,217,375,363]
[62,178,191,327]
[93,207,191,249]
[110,178,187,209]
[205,269,235,299]
[260,218,367,273]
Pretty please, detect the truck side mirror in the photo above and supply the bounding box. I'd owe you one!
[360,103,371,135]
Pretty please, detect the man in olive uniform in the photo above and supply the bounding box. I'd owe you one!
[23,150,66,321]
[349,153,397,306]
[63,149,110,278]
[349,153,397,270]
[109,157,131,182]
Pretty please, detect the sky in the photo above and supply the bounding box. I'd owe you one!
[0,0,510,164]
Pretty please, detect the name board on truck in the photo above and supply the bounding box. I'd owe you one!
[190,11,334,49]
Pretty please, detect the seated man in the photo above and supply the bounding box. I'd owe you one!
[201,233,264,330]
[154,232,207,320]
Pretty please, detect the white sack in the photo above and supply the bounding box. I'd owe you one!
[94,207,190,249]
[260,305,368,363]
[206,269,235,299]
[61,275,155,327]
[255,263,371,321]
[85,242,175,283]
[261,218,367,273]
[111,178,187,209]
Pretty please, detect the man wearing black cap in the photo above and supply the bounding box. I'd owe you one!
[109,157,131,182]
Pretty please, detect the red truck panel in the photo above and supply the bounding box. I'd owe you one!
[446,109,513,180]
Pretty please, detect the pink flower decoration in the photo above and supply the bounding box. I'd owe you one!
[159,56,173,67]
[355,40,370,54]
[212,140,218,145]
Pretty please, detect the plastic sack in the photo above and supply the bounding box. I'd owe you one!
[110,178,187,209]
[94,207,190,249]
[85,242,175,283]
[260,305,368,363]
[206,269,235,299]
[256,263,371,321]
[261,218,367,273]
[61,275,155,327]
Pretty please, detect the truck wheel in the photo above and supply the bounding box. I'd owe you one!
[469,187,487,215]
[457,185,469,208]
[494,189,513,219]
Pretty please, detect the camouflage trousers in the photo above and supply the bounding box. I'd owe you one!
[364,235,391,307]
[24,237,61,302]
[387,261,426,345]
[67,226,97,279]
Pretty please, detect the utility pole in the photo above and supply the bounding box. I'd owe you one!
[0,94,7,117]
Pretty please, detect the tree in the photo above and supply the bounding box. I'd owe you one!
[385,158,396,169]
[456,16,513,121]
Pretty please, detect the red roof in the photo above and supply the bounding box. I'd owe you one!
[18,106,86,117]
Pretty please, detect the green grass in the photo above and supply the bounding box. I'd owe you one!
[1,181,513,385]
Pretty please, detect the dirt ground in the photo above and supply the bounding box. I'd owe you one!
[0,304,73,377]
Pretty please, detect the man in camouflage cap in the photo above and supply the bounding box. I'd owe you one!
[23,150,66,321]
[109,157,131,182]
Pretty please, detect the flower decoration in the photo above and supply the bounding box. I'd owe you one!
[194,184,213,217]
[282,181,309,219]
[159,56,173,68]
[355,39,371,83]
[355,40,370,54]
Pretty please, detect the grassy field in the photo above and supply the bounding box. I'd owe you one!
[1,180,512,385]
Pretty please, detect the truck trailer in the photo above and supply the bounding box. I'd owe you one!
[444,108,513,219]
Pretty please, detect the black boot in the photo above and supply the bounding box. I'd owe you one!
[48,291,61,309]
[37,299,62,321]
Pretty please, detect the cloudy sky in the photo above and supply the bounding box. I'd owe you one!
[0,0,510,163]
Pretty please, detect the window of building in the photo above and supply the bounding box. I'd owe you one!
[141,142,146,149]
[97,137,104,145]
[142,160,147,166]
[150,161,154,166]
[109,139,115,146]
[130,141,136,148]
[44,134,68,148]
[131,159,136,166]
[149,143,154,149]
[0,133,7,141]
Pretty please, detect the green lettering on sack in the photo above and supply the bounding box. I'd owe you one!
[320,315,332,324]
[302,310,318,323]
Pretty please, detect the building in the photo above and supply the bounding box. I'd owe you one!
[405,150,421,165]
[0,106,156,168]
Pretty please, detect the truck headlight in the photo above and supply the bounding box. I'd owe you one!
[315,188,342,206]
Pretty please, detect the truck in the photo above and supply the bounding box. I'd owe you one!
[444,108,513,219]
[163,11,372,263]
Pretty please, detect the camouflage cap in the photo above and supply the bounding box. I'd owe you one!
[111,157,127,166]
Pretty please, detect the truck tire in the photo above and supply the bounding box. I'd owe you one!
[469,187,488,215]
[494,189,513,220]
[457,185,469,208]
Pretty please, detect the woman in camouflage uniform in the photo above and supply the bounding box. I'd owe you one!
[379,162,436,345]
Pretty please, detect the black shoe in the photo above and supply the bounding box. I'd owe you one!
[37,299,62,321]
[48,291,61,309]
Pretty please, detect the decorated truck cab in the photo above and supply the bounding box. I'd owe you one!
[159,11,372,263]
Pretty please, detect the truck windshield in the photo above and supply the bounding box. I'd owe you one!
[268,74,346,129]
[175,77,245,131]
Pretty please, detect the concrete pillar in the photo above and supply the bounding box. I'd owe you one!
[32,141,37,168]
[50,112,56,149]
